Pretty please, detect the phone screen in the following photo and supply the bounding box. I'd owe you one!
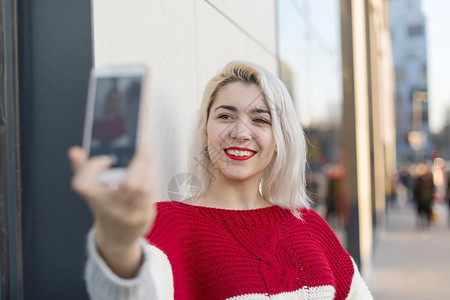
[89,75,143,168]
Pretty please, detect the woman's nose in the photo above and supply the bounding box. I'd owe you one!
[230,119,252,141]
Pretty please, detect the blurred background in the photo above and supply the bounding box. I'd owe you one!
[1,0,449,299]
[277,1,450,298]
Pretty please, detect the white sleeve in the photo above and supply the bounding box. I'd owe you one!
[346,257,373,300]
[84,229,174,300]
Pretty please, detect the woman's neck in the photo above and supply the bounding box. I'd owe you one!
[193,173,271,210]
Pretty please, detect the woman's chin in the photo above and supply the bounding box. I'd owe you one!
[217,170,259,183]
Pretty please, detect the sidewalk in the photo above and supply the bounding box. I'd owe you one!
[368,201,450,299]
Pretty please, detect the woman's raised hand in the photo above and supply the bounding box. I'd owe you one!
[68,146,157,278]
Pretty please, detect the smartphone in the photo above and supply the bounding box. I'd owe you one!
[82,65,149,184]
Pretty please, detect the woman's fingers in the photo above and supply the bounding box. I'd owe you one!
[120,148,155,201]
[124,146,154,193]
[113,146,156,227]
[69,144,156,234]
[71,155,112,200]
[68,146,87,172]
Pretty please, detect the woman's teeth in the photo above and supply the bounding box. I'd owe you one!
[226,149,254,157]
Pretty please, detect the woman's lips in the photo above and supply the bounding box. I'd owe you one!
[224,147,256,161]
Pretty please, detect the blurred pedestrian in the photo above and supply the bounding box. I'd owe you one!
[413,163,434,228]
[325,165,345,225]
[398,163,413,203]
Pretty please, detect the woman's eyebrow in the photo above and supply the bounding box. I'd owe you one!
[249,107,271,116]
[214,105,237,112]
[213,105,271,117]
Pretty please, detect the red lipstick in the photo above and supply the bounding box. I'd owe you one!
[224,147,256,161]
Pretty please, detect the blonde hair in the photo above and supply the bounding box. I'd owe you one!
[188,61,311,216]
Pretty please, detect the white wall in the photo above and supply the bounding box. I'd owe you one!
[91,0,278,199]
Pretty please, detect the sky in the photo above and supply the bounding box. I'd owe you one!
[278,0,450,133]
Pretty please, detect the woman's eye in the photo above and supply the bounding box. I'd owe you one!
[254,118,269,124]
[218,114,232,120]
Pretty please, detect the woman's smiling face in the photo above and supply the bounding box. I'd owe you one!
[205,81,277,182]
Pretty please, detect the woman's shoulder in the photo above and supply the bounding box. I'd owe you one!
[287,207,329,225]
[301,207,329,224]
[155,200,198,218]
[288,208,342,241]
[147,201,196,242]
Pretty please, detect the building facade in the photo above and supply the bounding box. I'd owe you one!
[389,0,430,163]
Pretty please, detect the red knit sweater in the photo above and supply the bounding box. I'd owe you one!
[146,201,356,299]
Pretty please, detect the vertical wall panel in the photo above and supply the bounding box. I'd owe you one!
[1,0,23,298]
[340,0,373,275]
[18,1,92,299]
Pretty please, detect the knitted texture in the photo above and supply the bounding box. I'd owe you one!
[146,201,361,300]
[85,229,174,300]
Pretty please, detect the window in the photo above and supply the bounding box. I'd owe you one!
[408,24,423,37]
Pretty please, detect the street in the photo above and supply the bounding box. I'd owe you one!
[368,201,450,299]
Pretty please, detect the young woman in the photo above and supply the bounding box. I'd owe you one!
[69,61,373,299]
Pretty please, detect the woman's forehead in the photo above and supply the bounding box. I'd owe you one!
[212,82,268,110]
